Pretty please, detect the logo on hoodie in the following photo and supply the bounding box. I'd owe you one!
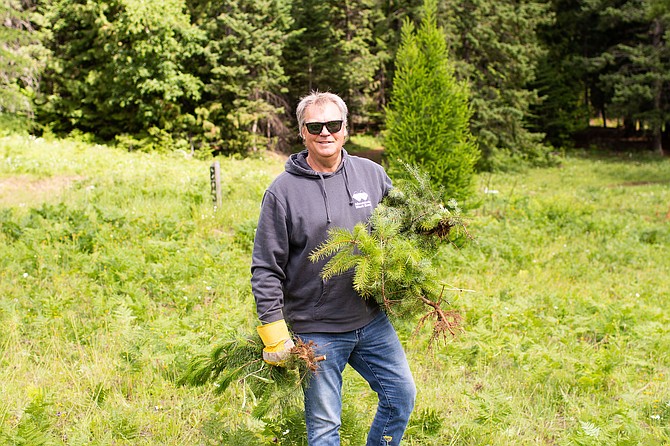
[352,191,372,209]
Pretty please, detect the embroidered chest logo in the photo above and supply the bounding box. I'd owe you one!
[352,191,372,209]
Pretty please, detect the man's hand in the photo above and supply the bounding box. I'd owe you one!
[257,319,294,366]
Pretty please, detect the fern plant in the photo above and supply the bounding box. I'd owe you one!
[310,163,471,342]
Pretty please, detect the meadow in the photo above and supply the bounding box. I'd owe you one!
[0,133,668,445]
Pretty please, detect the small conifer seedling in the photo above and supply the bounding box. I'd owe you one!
[310,162,472,343]
[180,334,321,419]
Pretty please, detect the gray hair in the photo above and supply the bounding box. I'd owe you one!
[296,91,348,138]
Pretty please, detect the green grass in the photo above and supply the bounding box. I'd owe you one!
[1,134,668,445]
[348,134,384,153]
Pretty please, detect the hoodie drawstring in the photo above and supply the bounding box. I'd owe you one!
[314,155,355,225]
[317,173,332,224]
[342,163,354,206]
[317,165,355,224]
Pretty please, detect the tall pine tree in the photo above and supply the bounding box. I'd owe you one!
[384,0,479,205]
[530,0,592,147]
[442,0,553,169]
[585,0,670,156]
[0,0,44,116]
[39,0,203,146]
[188,0,293,154]
[282,0,382,131]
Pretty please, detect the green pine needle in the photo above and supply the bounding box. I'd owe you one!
[179,332,313,419]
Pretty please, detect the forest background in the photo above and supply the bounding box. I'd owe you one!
[3,0,670,163]
[1,0,670,445]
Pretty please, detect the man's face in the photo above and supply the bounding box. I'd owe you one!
[301,102,346,168]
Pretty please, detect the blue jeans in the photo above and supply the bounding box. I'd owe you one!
[297,313,416,446]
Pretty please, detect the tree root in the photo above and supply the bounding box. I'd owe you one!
[415,295,464,344]
[290,339,325,373]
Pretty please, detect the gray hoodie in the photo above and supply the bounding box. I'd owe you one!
[251,148,392,333]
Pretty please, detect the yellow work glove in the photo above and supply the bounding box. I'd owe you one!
[257,319,295,366]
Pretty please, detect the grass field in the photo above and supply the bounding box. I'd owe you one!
[0,134,668,445]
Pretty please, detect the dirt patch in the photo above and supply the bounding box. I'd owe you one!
[607,180,670,188]
[0,175,86,206]
[352,149,384,164]
[572,126,653,152]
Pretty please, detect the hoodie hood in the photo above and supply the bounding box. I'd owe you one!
[285,149,354,223]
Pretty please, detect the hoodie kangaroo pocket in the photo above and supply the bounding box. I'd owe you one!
[314,270,360,320]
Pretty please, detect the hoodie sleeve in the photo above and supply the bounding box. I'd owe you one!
[251,190,289,324]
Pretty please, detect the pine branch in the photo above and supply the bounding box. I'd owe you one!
[311,163,473,343]
[179,332,321,419]
[309,226,360,261]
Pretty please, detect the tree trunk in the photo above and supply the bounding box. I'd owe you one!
[652,19,666,156]
[652,126,663,155]
[623,116,636,137]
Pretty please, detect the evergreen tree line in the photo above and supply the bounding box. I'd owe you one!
[2,0,670,163]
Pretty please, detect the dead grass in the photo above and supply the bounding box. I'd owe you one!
[0,174,85,206]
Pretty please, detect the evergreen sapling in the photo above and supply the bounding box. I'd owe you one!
[180,333,322,419]
[310,163,472,343]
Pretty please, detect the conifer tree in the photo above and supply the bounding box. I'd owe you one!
[383,0,479,205]
[585,0,670,156]
[188,0,294,154]
[39,0,204,144]
[530,0,592,147]
[282,0,382,128]
[0,0,43,116]
[441,0,553,169]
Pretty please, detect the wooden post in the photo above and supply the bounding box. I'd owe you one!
[210,161,222,210]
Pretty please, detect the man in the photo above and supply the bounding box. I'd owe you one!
[251,91,415,446]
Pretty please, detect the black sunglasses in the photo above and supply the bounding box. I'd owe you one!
[304,120,344,135]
